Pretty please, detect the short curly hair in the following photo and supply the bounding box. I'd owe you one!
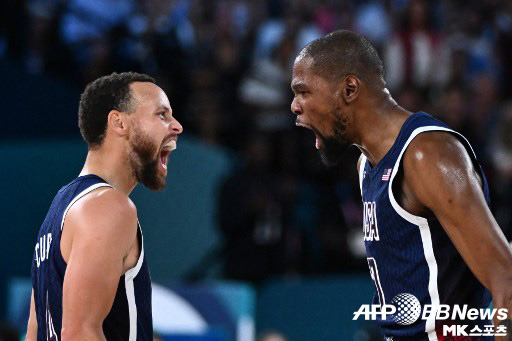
[78,72,156,148]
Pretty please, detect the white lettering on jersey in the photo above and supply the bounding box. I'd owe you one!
[35,233,52,268]
[363,201,380,241]
[46,291,58,341]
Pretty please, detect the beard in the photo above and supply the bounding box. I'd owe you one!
[128,125,166,191]
[317,109,351,167]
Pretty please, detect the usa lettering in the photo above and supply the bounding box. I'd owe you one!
[34,233,52,268]
[363,201,379,241]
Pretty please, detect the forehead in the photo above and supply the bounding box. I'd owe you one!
[291,56,330,90]
[130,82,170,109]
[292,56,313,79]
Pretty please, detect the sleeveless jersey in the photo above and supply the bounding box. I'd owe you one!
[358,112,492,340]
[31,174,153,341]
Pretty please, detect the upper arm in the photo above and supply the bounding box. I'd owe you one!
[61,188,138,334]
[403,132,512,291]
[26,289,37,341]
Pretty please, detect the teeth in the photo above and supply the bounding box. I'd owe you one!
[164,140,176,151]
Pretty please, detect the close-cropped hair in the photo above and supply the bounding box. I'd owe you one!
[299,30,385,89]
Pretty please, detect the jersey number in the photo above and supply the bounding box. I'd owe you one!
[367,257,385,305]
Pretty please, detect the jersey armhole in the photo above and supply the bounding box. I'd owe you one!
[124,221,144,280]
[388,126,482,225]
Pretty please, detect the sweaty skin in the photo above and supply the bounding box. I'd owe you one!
[292,51,512,339]
[357,131,512,338]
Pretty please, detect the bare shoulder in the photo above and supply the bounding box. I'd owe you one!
[401,131,481,208]
[403,131,473,172]
[65,187,138,241]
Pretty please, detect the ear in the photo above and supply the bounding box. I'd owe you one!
[107,110,129,138]
[341,75,360,104]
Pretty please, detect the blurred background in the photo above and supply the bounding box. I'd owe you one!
[1,0,512,340]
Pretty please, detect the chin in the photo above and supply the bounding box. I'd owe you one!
[143,180,166,191]
[138,167,167,191]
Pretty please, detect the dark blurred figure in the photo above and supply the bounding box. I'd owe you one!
[496,0,512,98]
[59,0,135,83]
[24,0,63,74]
[0,323,19,341]
[218,133,291,283]
[0,2,26,59]
[384,0,441,91]
[465,72,500,162]
[436,83,469,132]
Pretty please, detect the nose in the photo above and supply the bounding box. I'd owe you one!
[169,117,183,134]
[291,97,302,116]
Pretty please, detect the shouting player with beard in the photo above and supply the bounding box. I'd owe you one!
[26,72,183,341]
[291,31,512,340]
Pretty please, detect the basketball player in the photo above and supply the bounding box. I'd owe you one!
[25,72,183,340]
[290,30,512,340]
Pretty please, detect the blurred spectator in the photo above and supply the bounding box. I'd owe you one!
[354,1,391,49]
[239,34,295,132]
[465,72,500,161]
[384,0,441,91]
[25,0,63,74]
[4,0,512,282]
[217,133,290,283]
[435,83,469,133]
[394,85,424,114]
[59,0,135,83]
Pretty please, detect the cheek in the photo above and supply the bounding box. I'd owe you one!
[308,103,332,127]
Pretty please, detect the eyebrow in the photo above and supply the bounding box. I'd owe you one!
[156,105,171,113]
[291,82,308,92]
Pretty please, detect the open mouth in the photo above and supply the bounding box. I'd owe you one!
[159,139,177,170]
[296,121,322,150]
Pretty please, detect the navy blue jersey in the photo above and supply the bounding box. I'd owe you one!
[31,174,153,341]
[358,112,492,340]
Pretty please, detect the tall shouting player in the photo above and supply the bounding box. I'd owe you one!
[26,72,183,340]
[291,30,512,340]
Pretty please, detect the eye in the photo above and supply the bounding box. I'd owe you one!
[158,112,166,119]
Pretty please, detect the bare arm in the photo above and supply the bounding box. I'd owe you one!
[60,188,138,341]
[403,132,512,338]
[26,289,37,341]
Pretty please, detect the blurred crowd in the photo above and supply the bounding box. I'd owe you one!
[2,0,512,284]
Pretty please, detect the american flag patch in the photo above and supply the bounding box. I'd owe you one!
[382,168,392,181]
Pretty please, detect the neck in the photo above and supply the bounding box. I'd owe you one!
[353,90,412,166]
[79,144,137,195]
